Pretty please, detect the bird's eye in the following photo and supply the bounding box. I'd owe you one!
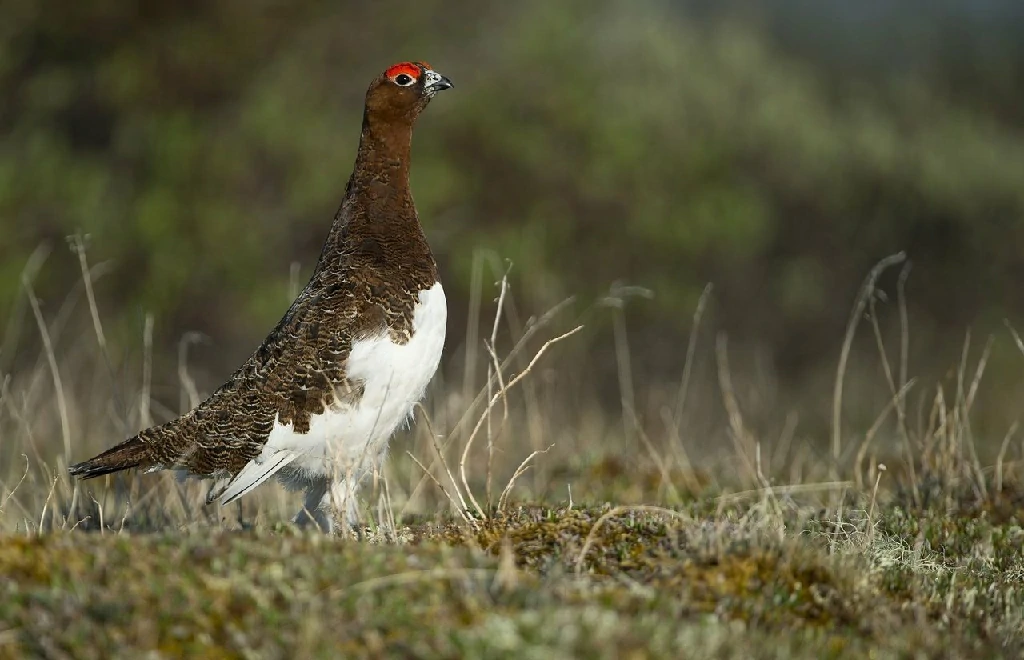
[394,74,415,86]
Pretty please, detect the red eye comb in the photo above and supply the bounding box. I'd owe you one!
[385,62,422,80]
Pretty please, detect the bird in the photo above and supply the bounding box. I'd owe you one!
[70,61,453,533]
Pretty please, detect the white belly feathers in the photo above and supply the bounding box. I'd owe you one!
[216,282,446,504]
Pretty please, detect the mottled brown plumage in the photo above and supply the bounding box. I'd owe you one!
[71,63,453,525]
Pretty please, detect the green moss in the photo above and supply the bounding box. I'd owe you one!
[1,498,1022,657]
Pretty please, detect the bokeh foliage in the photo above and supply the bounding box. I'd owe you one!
[2,0,1023,405]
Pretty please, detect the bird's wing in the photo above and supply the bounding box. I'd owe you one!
[175,274,386,480]
[216,447,300,505]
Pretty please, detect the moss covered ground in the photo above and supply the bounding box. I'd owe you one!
[2,488,1022,658]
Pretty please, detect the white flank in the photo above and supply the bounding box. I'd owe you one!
[217,282,447,527]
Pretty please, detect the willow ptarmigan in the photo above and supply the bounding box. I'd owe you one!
[70,62,453,532]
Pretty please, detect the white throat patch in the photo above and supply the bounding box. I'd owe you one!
[423,69,444,97]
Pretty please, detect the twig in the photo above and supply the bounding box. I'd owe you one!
[459,326,583,519]
[461,250,486,408]
[893,261,920,506]
[995,422,1017,494]
[832,252,906,475]
[177,332,206,412]
[854,379,915,490]
[407,298,575,509]
[497,444,554,511]
[715,334,757,486]
[866,464,886,545]
[485,269,510,509]
[1007,320,1024,359]
[70,234,109,351]
[483,337,507,510]
[626,404,680,502]
[455,295,575,444]
[0,455,31,516]
[406,450,472,526]
[141,313,154,428]
[38,476,58,535]
[897,263,912,403]
[92,495,105,534]
[1,244,50,372]
[420,405,473,523]
[69,235,128,435]
[118,499,132,534]
[674,283,713,428]
[23,277,72,459]
[602,283,653,450]
[714,481,855,504]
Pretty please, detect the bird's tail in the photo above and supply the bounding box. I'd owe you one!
[69,435,150,479]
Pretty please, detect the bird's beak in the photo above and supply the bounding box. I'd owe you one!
[423,69,453,96]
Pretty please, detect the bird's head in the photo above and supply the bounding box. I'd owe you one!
[364,61,453,124]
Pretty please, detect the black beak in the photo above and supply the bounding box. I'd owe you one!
[426,74,453,94]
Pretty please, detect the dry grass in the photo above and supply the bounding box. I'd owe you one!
[2,250,1024,657]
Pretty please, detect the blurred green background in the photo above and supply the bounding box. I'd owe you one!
[2,0,1023,436]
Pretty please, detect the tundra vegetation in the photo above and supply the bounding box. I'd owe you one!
[2,255,1023,657]
[3,1,1024,657]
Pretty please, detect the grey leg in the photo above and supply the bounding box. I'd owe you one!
[294,475,332,533]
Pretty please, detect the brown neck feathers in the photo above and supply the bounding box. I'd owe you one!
[350,112,414,195]
[317,108,434,281]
